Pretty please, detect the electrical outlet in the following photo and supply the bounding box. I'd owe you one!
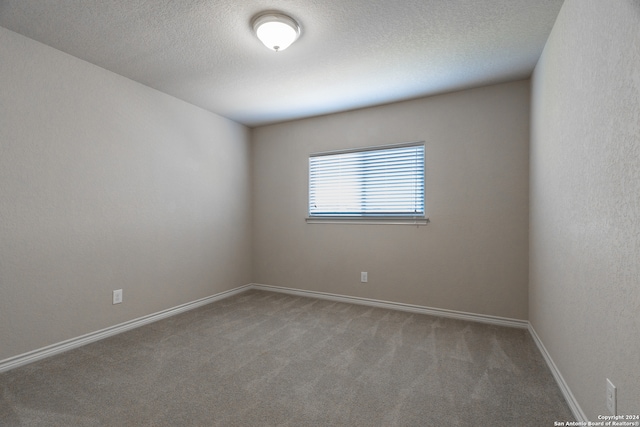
[606,378,617,415]
[113,289,123,305]
[360,272,368,283]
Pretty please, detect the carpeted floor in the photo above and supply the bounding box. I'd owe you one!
[0,289,574,426]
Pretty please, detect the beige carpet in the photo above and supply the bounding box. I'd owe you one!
[0,289,574,426]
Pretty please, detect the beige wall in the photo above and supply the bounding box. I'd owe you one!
[252,81,530,320]
[0,28,252,362]
[530,0,640,419]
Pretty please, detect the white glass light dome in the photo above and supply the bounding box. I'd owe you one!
[252,12,300,52]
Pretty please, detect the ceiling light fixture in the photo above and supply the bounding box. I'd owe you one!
[252,12,300,52]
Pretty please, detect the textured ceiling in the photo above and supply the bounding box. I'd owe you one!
[0,0,564,127]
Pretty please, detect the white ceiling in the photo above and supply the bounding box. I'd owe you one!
[0,0,564,127]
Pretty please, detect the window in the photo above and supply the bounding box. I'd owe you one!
[308,142,427,224]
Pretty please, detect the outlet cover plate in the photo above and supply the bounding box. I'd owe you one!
[360,272,368,283]
[606,378,616,415]
[113,289,123,305]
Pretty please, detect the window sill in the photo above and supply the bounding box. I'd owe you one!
[305,217,430,225]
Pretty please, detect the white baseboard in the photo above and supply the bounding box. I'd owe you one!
[1,281,584,424]
[249,283,529,329]
[0,284,252,373]
[528,323,588,422]
[0,283,526,375]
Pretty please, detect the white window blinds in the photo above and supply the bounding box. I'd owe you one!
[309,143,425,218]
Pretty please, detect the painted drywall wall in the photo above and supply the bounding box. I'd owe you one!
[252,81,530,320]
[0,27,252,362]
[530,0,640,419]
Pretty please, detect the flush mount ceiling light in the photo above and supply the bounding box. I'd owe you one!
[252,12,300,52]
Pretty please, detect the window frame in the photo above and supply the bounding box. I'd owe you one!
[306,141,429,225]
